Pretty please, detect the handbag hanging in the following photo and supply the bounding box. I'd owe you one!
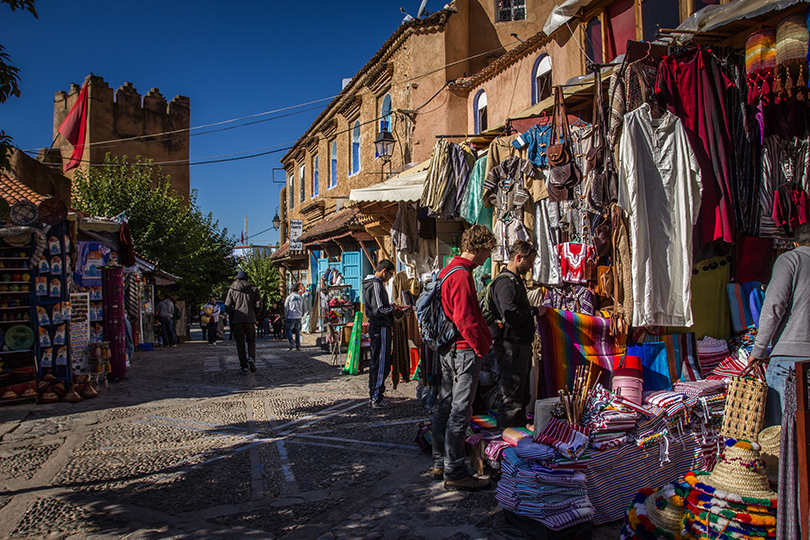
[547,86,572,167]
[720,366,768,441]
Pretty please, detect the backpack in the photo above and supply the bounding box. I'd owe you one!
[479,272,520,326]
[416,266,469,351]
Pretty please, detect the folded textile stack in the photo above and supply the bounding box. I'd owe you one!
[620,482,688,540]
[535,417,590,459]
[497,447,595,531]
[682,439,778,540]
[696,337,729,375]
[503,426,533,445]
[582,385,638,450]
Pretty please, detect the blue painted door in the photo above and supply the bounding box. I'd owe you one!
[341,251,362,302]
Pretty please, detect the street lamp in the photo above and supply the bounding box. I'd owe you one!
[374,123,396,179]
[272,208,281,231]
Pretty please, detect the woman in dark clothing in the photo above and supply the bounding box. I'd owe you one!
[268,302,283,339]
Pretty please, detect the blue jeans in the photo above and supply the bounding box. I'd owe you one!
[765,356,807,427]
[432,347,481,480]
[159,317,175,346]
[286,319,301,348]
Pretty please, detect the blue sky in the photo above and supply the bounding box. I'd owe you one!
[2,0,445,246]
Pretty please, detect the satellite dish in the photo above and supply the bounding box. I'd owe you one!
[416,0,428,18]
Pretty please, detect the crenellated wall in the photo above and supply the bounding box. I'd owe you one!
[53,74,190,197]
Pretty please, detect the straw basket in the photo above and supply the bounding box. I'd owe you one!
[721,375,767,440]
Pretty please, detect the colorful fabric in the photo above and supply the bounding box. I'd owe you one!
[629,343,672,391]
[537,309,626,398]
[745,29,777,104]
[662,333,702,382]
[697,336,729,374]
[727,282,765,333]
[535,417,590,459]
[469,414,497,431]
[502,427,532,445]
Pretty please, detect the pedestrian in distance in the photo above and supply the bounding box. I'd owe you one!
[488,240,542,429]
[432,224,496,492]
[748,222,810,427]
[284,283,305,350]
[269,302,283,340]
[362,258,403,409]
[202,298,220,346]
[225,271,263,373]
[156,296,176,347]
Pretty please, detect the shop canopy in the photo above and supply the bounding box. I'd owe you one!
[670,0,808,44]
[348,160,430,205]
[543,0,592,37]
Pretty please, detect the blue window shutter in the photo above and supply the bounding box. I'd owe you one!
[341,251,362,302]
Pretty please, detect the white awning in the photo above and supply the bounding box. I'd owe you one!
[672,0,808,44]
[348,160,429,204]
[543,0,591,37]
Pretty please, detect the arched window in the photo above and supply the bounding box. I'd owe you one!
[474,90,488,134]
[532,55,553,105]
[350,120,361,175]
[380,94,392,131]
[312,154,319,197]
[329,140,337,188]
[299,162,305,202]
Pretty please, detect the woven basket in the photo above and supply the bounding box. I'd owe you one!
[721,375,767,440]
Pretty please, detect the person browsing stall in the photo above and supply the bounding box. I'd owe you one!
[362,259,400,409]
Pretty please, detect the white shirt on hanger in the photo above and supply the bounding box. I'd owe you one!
[617,103,702,328]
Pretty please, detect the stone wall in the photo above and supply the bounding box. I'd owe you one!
[53,75,190,197]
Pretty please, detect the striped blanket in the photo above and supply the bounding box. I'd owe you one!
[537,309,626,398]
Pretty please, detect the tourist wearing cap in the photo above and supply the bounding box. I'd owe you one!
[225,271,263,373]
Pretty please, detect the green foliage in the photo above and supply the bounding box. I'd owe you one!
[237,251,282,307]
[0,0,37,170]
[72,154,238,305]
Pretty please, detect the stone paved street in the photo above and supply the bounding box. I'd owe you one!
[0,332,622,540]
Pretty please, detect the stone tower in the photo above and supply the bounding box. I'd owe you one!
[52,74,190,196]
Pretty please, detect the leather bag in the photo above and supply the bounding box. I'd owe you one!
[596,265,614,298]
[547,161,581,190]
[547,86,572,167]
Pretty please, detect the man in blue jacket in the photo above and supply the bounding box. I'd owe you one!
[363,259,396,408]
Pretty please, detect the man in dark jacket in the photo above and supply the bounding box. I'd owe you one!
[363,259,396,408]
[490,240,540,429]
[225,271,263,373]
[433,224,496,492]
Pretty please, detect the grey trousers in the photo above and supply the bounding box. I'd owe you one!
[432,347,480,480]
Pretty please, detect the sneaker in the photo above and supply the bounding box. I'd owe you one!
[444,475,490,492]
[172,344,177,348]
[370,400,390,409]
[432,468,445,480]
[248,358,257,373]
[240,367,248,374]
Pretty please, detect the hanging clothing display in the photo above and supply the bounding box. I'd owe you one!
[390,202,419,254]
[420,139,454,216]
[460,156,487,224]
[448,143,476,216]
[391,312,410,389]
[533,199,562,286]
[484,133,521,179]
[513,123,552,168]
[607,60,660,149]
[759,135,810,237]
[556,243,595,284]
[655,48,735,246]
[617,104,702,328]
[484,156,540,262]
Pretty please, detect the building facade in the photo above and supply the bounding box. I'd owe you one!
[51,74,190,197]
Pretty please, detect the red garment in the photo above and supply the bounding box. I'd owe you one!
[772,183,810,233]
[438,256,492,356]
[655,48,735,246]
[735,236,774,284]
[556,243,595,284]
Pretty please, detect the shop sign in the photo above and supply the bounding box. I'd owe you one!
[290,240,303,252]
[289,220,303,241]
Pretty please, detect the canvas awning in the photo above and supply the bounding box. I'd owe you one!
[671,0,808,44]
[348,160,430,204]
[543,0,592,37]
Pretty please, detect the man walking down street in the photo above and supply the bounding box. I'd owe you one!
[748,222,810,427]
[203,298,220,346]
[433,225,496,492]
[226,271,263,373]
[363,259,396,409]
[284,284,305,351]
[156,296,176,347]
[490,241,541,429]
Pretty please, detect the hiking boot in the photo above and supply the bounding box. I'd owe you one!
[370,399,390,409]
[444,475,490,492]
[432,468,445,480]
[248,358,257,373]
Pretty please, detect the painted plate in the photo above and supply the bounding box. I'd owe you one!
[5,325,34,351]
[9,199,38,226]
[38,198,68,225]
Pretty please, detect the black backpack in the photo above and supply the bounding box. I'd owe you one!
[416,266,469,351]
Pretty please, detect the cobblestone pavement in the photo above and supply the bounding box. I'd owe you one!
[0,331,622,540]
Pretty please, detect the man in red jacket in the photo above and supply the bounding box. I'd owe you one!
[432,224,496,491]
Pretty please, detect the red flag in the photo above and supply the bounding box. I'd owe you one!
[240,231,244,244]
[57,83,89,171]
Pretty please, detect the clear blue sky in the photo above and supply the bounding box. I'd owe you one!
[2,0,445,246]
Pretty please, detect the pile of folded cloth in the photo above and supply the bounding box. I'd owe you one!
[497,444,595,531]
[706,327,762,380]
[581,384,639,450]
[696,336,730,375]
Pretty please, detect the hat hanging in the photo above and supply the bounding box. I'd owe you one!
[758,425,781,484]
[746,28,777,104]
[774,12,810,99]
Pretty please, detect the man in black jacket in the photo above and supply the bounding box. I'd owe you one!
[225,271,263,374]
[490,241,540,429]
[362,259,396,408]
